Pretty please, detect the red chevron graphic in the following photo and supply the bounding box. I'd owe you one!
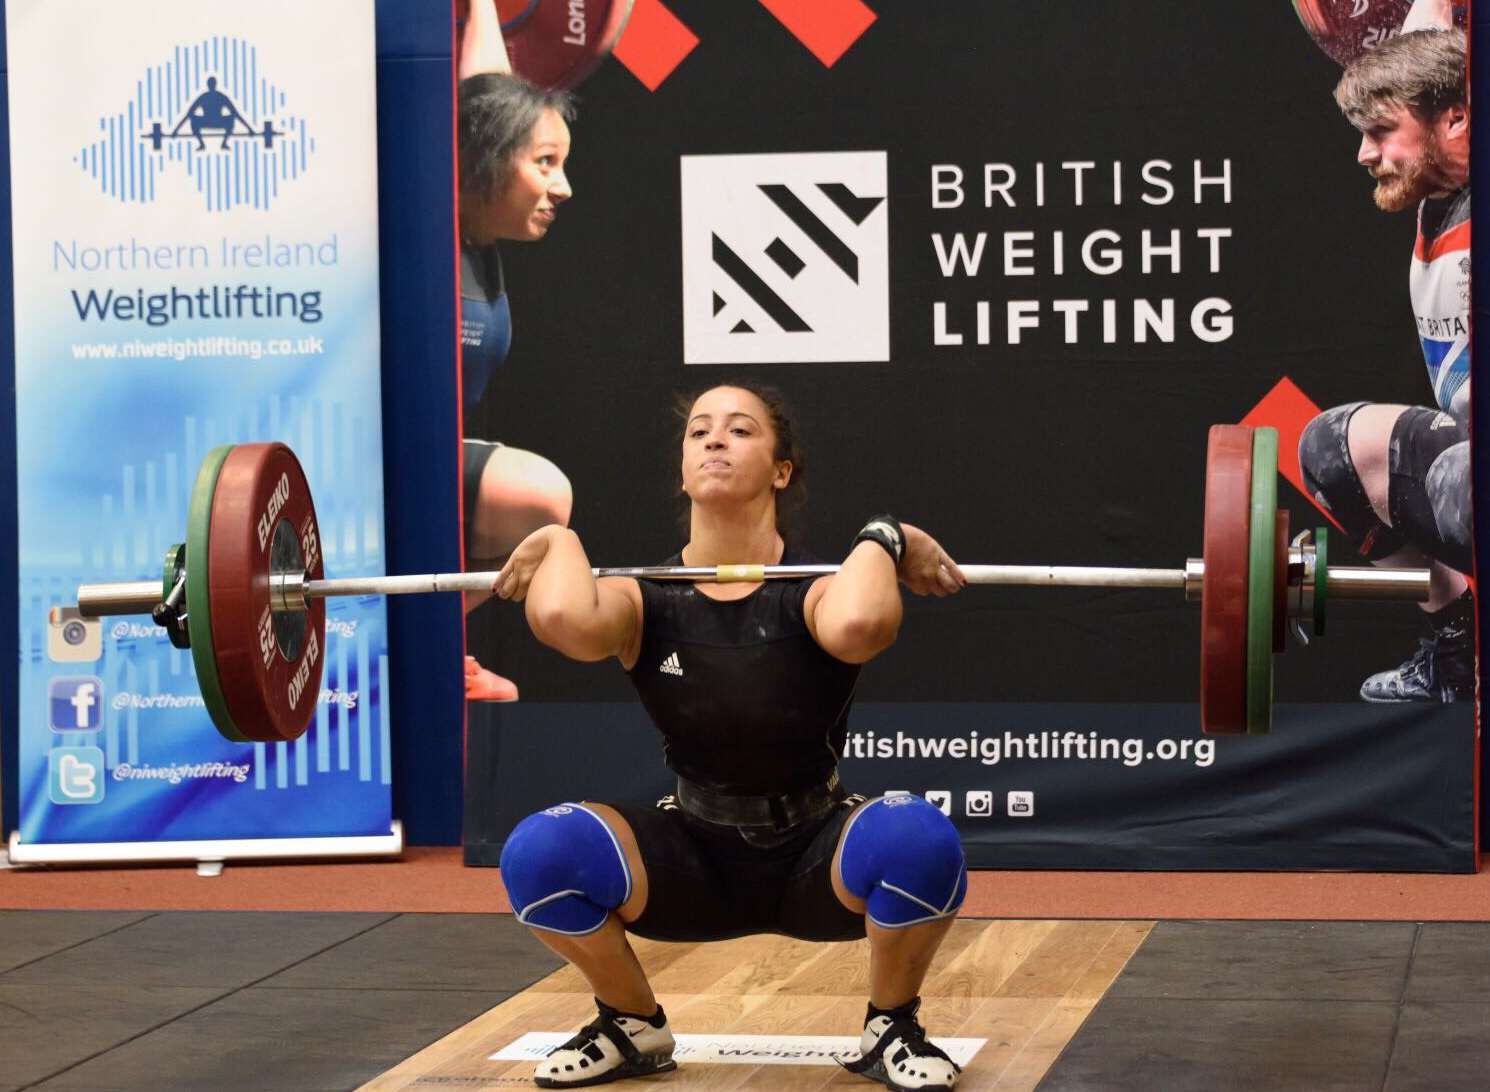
[1239,376,1340,530]
[757,0,877,67]
[613,0,699,91]
[612,0,875,90]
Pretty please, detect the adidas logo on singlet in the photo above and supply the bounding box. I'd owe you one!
[659,652,684,676]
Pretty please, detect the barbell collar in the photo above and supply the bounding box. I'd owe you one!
[272,571,309,613]
[1184,558,1206,601]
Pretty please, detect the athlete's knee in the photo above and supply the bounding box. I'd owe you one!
[1298,403,1403,559]
[838,795,966,929]
[1425,441,1473,573]
[511,452,572,527]
[500,803,632,935]
[479,447,573,527]
[1385,409,1471,570]
[1299,404,1361,499]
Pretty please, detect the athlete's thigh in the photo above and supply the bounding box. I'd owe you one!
[779,800,869,942]
[578,801,654,922]
[471,444,572,548]
[602,801,753,941]
[1346,403,1410,521]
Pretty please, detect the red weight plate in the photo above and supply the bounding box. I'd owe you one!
[1291,1,1467,67]
[1200,425,1253,735]
[498,0,635,89]
[496,0,543,32]
[207,443,326,743]
[1273,509,1290,654]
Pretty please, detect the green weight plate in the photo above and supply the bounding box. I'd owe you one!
[1246,428,1279,736]
[162,543,185,603]
[1272,510,1290,654]
[1313,525,1329,636]
[186,446,250,743]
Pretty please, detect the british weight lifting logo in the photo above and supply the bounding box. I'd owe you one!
[680,151,889,364]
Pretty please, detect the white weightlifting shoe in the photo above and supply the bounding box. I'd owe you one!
[533,1000,676,1088]
[841,998,961,1091]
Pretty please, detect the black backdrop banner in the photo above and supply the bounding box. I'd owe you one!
[462,1,1475,871]
[466,702,1471,871]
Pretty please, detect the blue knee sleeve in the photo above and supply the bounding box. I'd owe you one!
[499,803,632,935]
[838,795,967,929]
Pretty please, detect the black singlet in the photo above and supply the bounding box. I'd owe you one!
[625,548,862,797]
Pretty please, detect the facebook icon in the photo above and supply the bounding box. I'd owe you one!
[49,676,104,731]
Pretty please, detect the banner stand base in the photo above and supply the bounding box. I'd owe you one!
[5,821,404,870]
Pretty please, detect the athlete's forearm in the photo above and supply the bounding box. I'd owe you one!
[1402,0,1455,32]
[460,0,513,79]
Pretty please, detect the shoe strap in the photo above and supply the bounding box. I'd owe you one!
[841,1014,960,1076]
[556,1007,643,1064]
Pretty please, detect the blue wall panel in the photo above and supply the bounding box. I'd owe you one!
[373,1,463,845]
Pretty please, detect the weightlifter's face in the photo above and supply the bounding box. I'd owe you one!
[471,108,573,243]
[681,388,791,507]
[1354,102,1459,212]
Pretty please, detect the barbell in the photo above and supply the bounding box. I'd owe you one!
[74,426,1429,745]
[143,120,279,152]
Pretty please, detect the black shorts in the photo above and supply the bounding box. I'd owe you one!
[1300,402,1469,566]
[462,438,502,559]
[604,796,868,944]
[1389,406,1469,565]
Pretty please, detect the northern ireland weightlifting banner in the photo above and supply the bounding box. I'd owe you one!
[460,0,1477,872]
[6,0,394,858]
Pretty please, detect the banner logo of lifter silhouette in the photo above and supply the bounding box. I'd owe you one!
[73,37,316,211]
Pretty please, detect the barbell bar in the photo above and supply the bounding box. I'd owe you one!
[79,559,1426,618]
[143,120,279,152]
[74,429,1429,745]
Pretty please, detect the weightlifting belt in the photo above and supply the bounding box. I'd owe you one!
[676,769,844,831]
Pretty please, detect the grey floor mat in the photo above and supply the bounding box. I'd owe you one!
[1041,920,1490,1092]
[2,910,563,1092]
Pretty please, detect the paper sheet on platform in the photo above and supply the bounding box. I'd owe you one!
[491,1031,987,1067]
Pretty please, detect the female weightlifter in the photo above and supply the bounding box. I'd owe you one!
[494,383,970,1090]
[458,0,576,700]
